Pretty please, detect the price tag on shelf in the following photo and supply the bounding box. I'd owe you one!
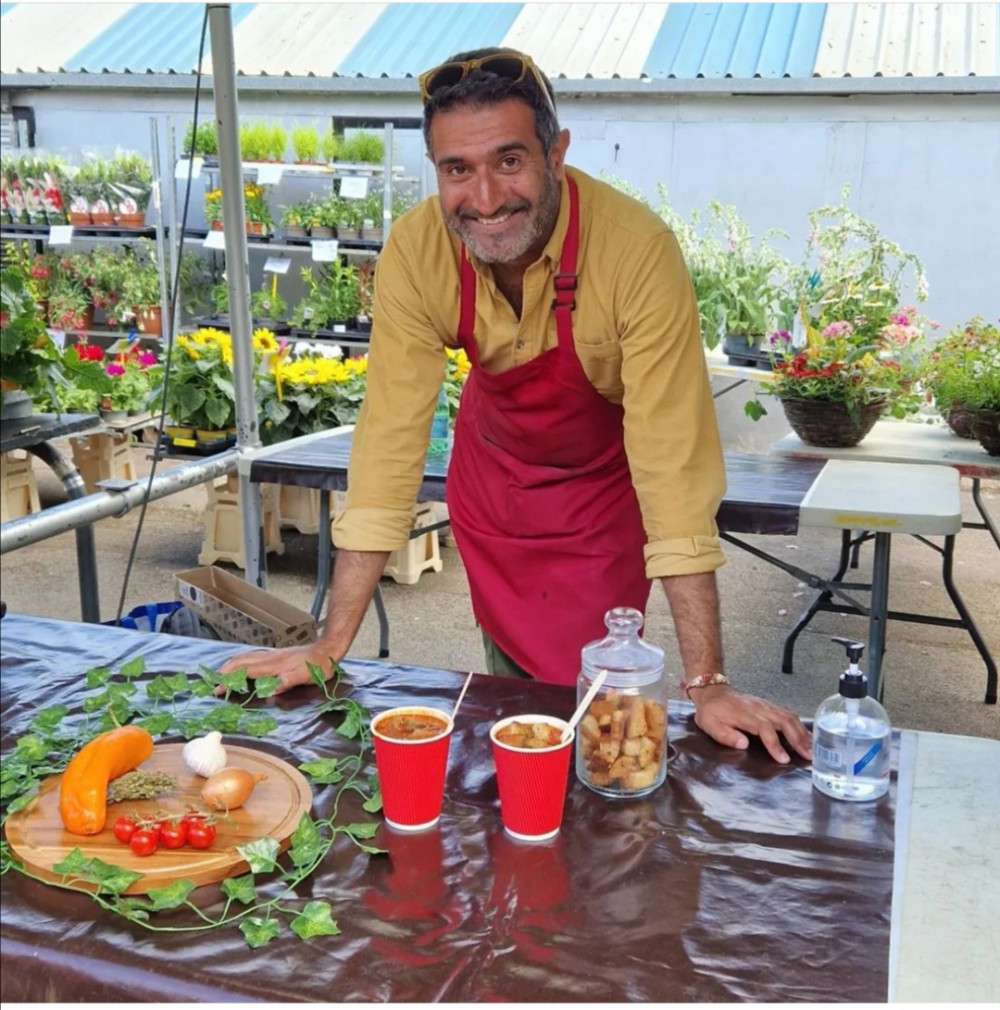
[339,175,368,200]
[203,229,226,250]
[263,257,291,274]
[311,239,339,262]
[49,225,74,246]
[332,324,347,333]
[175,157,203,180]
[256,163,284,186]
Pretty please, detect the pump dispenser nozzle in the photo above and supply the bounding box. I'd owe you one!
[831,637,868,698]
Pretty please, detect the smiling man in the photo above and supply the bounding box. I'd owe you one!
[222,47,811,764]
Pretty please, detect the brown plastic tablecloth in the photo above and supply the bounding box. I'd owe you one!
[0,615,895,1002]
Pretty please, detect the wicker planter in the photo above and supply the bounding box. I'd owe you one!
[969,408,1000,456]
[945,402,977,439]
[780,397,885,448]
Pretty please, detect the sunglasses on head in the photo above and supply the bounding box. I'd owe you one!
[418,52,557,118]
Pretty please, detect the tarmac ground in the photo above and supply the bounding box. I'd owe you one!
[2,425,997,741]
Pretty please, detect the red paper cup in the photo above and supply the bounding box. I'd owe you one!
[490,715,574,842]
[372,706,454,832]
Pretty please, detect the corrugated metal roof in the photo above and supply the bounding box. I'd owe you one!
[205,3,388,78]
[339,3,524,77]
[644,3,827,78]
[816,2,998,77]
[65,2,254,74]
[0,2,134,74]
[1,3,997,79]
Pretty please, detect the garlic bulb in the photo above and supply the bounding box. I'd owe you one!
[182,731,228,777]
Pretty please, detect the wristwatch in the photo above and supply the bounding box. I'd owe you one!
[679,672,730,698]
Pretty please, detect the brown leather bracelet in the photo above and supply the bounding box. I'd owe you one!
[680,672,730,698]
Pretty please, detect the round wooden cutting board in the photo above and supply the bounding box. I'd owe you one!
[4,743,313,895]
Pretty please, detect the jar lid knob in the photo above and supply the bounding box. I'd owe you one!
[605,606,643,635]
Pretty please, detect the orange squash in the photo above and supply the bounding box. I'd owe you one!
[58,725,154,836]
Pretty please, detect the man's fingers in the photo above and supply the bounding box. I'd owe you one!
[697,711,749,751]
[753,718,791,764]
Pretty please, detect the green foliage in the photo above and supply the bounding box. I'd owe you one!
[290,260,361,330]
[239,121,271,162]
[251,281,288,322]
[921,316,1000,412]
[0,262,64,399]
[183,121,218,157]
[1,658,381,949]
[321,129,342,163]
[266,123,287,162]
[291,125,320,163]
[340,131,385,164]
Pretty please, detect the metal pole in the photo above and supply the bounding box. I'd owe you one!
[149,117,172,349]
[382,121,394,240]
[208,3,265,587]
[0,451,238,554]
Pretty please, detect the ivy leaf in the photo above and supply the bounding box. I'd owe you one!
[145,879,196,909]
[290,901,340,939]
[362,786,383,814]
[289,814,323,869]
[251,676,282,699]
[15,735,49,763]
[189,679,216,699]
[203,703,244,733]
[336,705,364,740]
[145,673,187,701]
[239,916,281,948]
[298,758,343,785]
[221,874,258,905]
[118,656,146,680]
[5,791,37,815]
[82,692,109,713]
[237,837,280,874]
[354,843,388,855]
[198,665,223,686]
[29,704,70,733]
[52,850,142,894]
[53,848,93,876]
[135,713,173,737]
[219,669,249,695]
[342,822,379,840]
[744,399,768,421]
[307,662,328,690]
[85,666,112,688]
[239,714,278,739]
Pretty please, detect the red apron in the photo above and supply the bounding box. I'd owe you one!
[446,177,650,685]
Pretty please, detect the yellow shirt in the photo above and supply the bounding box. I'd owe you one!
[332,166,727,579]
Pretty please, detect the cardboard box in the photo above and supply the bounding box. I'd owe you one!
[175,566,317,648]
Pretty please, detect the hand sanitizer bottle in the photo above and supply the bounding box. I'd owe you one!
[812,637,891,802]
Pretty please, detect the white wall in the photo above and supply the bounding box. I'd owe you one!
[7,84,999,333]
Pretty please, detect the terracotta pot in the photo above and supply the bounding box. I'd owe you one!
[135,305,162,337]
[780,397,886,449]
[115,212,146,229]
[91,211,114,227]
[210,219,224,231]
[246,221,264,236]
[68,211,92,226]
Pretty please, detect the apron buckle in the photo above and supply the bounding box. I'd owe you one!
[552,273,578,311]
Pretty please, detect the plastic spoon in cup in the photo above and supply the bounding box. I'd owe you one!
[452,671,475,720]
[562,669,608,743]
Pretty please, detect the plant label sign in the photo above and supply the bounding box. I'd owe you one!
[49,225,74,246]
[339,176,368,200]
[263,257,291,275]
[175,157,204,180]
[311,239,339,262]
[204,230,227,250]
[257,164,284,186]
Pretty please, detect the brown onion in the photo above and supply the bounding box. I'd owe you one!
[200,767,267,811]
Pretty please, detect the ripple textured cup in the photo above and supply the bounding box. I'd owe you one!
[372,706,454,831]
[490,714,574,842]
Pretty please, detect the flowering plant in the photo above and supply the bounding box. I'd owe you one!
[920,316,1000,415]
[0,263,64,402]
[243,183,273,232]
[204,187,223,225]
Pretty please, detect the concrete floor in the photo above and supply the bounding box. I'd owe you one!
[2,420,997,741]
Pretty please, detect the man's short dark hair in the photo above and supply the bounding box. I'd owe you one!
[421,47,560,157]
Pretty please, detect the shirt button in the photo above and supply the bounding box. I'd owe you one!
[516,340,525,349]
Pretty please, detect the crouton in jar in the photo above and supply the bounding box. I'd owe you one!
[576,607,668,797]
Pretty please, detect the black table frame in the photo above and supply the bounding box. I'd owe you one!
[1,412,102,622]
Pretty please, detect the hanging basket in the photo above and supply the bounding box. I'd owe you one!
[780,397,885,448]
[945,402,977,439]
[969,408,1000,456]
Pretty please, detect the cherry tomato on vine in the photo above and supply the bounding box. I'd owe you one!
[186,821,216,849]
[112,816,137,845]
[159,820,188,849]
[129,828,159,857]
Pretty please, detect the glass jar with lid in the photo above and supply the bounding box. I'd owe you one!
[576,606,668,798]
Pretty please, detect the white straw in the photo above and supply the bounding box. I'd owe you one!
[452,671,475,720]
[562,669,608,742]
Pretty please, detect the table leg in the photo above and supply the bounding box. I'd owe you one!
[970,478,1000,552]
[373,586,390,658]
[311,491,332,620]
[25,442,100,624]
[867,533,892,703]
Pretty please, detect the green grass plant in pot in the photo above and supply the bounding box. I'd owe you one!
[340,131,385,165]
[290,261,360,334]
[266,123,287,163]
[321,129,342,165]
[292,125,321,164]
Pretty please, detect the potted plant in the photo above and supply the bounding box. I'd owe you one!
[240,121,270,163]
[1,263,65,418]
[156,327,237,437]
[46,260,92,332]
[291,125,320,165]
[243,182,273,236]
[99,352,158,419]
[290,261,360,334]
[340,131,385,167]
[182,121,218,160]
[920,316,999,438]
[115,239,164,335]
[355,259,375,333]
[266,123,287,163]
[204,187,223,230]
[280,201,311,239]
[358,190,385,242]
[250,275,288,330]
[109,151,152,228]
[321,129,341,165]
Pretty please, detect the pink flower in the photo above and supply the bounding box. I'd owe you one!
[822,320,854,339]
[138,351,157,367]
[769,330,792,345]
[106,363,125,376]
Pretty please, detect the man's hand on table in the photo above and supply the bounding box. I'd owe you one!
[688,684,813,764]
[217,643,342,696]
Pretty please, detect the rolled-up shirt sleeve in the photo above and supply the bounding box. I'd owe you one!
[616,229,727,579]
[331,213,453,552]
